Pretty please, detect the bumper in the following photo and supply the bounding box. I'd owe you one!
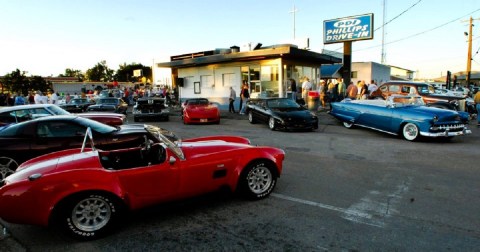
[420,128,472,137]
[133,112,169,118]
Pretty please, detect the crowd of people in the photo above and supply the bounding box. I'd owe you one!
[0,90,61,106]
[287,77,379,109]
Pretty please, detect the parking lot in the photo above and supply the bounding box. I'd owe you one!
[1,110,480,251]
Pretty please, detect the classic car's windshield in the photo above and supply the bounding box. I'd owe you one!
[267,99,300,109]
[48,105,71,115]
[145,124,184,160]
[70,99,88,104]
[417,85,433,95]
[187,99,209,105]
[97,98,118,104]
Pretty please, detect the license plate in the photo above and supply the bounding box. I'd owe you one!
[200,119,208,122]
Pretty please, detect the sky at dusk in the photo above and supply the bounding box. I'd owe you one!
[1,0,479,79]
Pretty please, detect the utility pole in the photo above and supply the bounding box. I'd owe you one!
[381,0,387,64]
[466,16,473,86]
[289,4,298,40]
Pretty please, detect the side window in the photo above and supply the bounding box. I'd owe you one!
[401,86,410,93]
[31,108,52,119]
[389,85,400,93]
[37,121,85,137]
[0,111,17,125]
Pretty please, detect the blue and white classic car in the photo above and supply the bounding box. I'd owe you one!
[328,95,472,141]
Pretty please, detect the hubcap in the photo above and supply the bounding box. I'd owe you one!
[247,166,272,194]
[72,197,112,232]
[404,124,418,140]
[269,118,275,129]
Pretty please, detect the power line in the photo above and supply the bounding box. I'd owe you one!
[375,0,422,32]
[353,8,480,52]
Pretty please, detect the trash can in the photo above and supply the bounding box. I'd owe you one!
[307,91,319,110]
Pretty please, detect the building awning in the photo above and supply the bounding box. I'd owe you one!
[320,64,343,79]
[156,44,342,69]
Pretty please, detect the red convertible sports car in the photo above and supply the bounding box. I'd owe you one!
[0,128,284,240]
[182,98,220,124]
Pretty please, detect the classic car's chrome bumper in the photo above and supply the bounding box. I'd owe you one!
[421,127,472,137]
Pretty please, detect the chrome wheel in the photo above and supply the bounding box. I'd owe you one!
[0,157,18,180]
[248,111,255,124]
[268,117,276,130]
[246,164,273,195]
[71,196,112,232]
[343,122,353,129]
[402,123,419,141]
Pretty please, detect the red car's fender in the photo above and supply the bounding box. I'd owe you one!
[183,135,251,145]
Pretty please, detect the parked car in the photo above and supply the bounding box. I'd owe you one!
[371,81,465,111]
[0,127,284,240]
[87,97,128,114]
[59,98,96,113]
[0,115,175,180]
[329,95,471,141]
[433,88,465,97]
[133,97,169,122]
[182,98,220,124]
[246,97,318,131]
[0,104,125,127]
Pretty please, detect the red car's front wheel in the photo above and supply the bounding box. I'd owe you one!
[238,161,277,200]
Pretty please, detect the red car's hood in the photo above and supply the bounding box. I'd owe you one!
[6,149,100,184]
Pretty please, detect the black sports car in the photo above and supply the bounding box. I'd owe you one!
[246,98,318,131]
[133,97,170,122]
[87,97,128,114]
[0,115,178,180]
[59,98,95,112]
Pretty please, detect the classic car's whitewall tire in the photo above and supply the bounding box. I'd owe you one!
[402,123,420,141]
[238,161,277,200]
[0,157,18,181]
[56,193,123,240]
[248,111,256,124]
[343,122,354,129]
[268,117,276,130]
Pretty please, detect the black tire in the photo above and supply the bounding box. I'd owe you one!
[54,192,123,240]
[238,161,277,200]
[402,122,419,141]
[248,111,256,124]
[0,157,18,181]
[268,117,276,130]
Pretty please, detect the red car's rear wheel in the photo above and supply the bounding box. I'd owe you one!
[55,193,124,240]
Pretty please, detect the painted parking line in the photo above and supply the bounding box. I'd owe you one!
[271,193,383,228]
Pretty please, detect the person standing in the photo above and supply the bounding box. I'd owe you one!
[318,80,327,108]
[346,81,358,99]
[34,90,42,104]
[239,81,247,113]
[301,77,312,104]
[368,80,378,97]
[290,78,297,102]
[474,89,480,127]
[49,90,58,104]
[337,78,346,101]
[239,82,250,115]
[229,86,236,113]
[14,93,25,105]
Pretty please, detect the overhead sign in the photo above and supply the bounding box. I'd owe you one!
[323,13,374,44]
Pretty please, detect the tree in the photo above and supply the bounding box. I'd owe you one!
[0,69,51,95]
[85,61,114,82]
[58,68,84,81]
[115,63,152,83]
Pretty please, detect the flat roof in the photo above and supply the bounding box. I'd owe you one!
[156,44,342,68]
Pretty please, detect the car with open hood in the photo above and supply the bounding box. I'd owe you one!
[0,126,284,240]
[133,96,169,122]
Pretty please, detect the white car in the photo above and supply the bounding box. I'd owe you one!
[434,88,465,97]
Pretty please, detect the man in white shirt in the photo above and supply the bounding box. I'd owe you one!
[34,91,42,104]
[301,77,312,102]
[49,90,59,104]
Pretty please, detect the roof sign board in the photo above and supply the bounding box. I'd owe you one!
[323,13,374,44]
